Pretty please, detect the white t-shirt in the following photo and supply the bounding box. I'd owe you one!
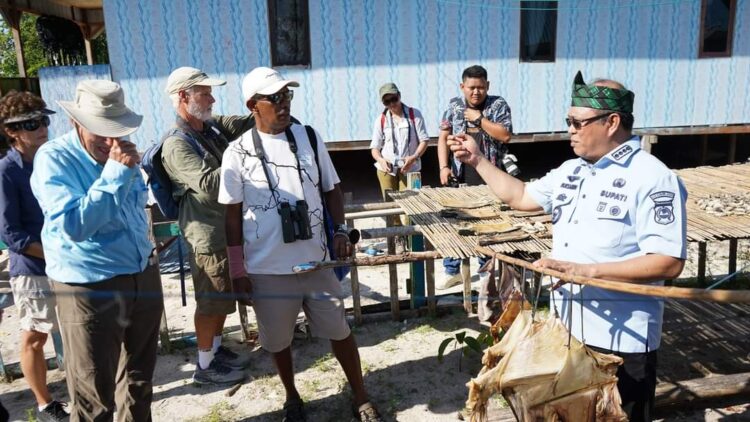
[218,124,340,274]
[369,106,429,174]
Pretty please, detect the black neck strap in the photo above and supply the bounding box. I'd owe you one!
[251,126,306,202]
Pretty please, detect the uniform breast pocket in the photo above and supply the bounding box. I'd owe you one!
[550,192,574,225]
[591,206,630,248]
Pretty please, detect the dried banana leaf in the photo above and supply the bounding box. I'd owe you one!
[466,311,626,422]
[477,232,530,246]
[458,222,517,236]
[439,197,496,209]
[440,207,503,220]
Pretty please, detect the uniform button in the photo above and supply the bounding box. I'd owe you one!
[591,171,596,176]
[574,220,578,224]
[564,242,569,247]
[582,194,587,198]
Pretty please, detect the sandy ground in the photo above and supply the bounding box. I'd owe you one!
[0,218,748,421]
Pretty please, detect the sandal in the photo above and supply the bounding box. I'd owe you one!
[282,398,306,422]
[354,402,383,422]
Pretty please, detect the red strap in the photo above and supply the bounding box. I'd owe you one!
[380,113,386,131]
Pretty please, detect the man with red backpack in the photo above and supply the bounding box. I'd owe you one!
[369,82,430,253]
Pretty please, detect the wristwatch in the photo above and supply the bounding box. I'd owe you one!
[472,116,483,128]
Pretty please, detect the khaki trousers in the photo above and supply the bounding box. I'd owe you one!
[375,169,407,227]
[54,264,164,422]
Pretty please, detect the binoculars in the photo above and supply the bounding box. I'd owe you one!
[278,200,313,243]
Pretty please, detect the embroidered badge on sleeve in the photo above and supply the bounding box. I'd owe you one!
[649,191,675,225]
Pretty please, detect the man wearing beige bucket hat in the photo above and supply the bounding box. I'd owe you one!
[30,80,164,421]
[161,66,254,385]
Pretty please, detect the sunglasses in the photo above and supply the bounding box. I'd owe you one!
[6,115,50,132]
[565,113,612,130]
[256,90,294,105]
[382,95,399,106]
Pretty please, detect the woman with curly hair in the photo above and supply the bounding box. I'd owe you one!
[0,90,69,421]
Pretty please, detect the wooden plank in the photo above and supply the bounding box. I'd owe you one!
[655,372,750,407]
[487,372,750,421]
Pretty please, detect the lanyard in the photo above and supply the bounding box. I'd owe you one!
[388,105,411,158]
[250,127,306,202]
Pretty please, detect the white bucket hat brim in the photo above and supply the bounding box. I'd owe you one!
[57,80,143,138]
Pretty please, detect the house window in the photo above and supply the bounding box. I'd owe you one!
[520,1,557,62]
[699,0,736,58]
[268,0,311,67]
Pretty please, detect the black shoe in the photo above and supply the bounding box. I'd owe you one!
[214,345,252,369]
[37,401,69,422]
[282,398,306,422]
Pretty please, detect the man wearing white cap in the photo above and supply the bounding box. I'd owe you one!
[30,80,164,421]
[161,66,253,384]
[219,67,382,422]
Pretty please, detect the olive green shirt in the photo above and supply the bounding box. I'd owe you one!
[161,114,254,253]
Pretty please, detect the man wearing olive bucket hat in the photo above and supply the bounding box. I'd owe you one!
[31,80,164,421]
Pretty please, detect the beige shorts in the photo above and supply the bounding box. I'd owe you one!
[250,269,350,353]
[190,250,236,315]
[10,274,58,333]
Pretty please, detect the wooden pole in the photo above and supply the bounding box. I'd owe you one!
[385,189,400,321]
[425,239,436,317]
[476,246,750,303]
[360,225,420,240]
[0,8,27,78]
[462,258,472,313]
[728,239,738,275]
[343,202,400,213]
[347,217,362,325]
[727,133,737,164]
[698,241,707,287]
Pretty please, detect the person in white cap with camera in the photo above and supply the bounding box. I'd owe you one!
[161,66,254,385]
[30,80,164,421]
[219,67,382,422]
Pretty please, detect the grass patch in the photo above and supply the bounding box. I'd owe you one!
[188,401,237,422]
[310,353,335,372]
[25,408,36,422]
[412,324,435,335]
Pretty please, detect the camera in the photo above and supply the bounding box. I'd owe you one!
[501,154,520,177]
[278,200,313,243]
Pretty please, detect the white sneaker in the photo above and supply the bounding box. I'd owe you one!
[437,273,462,290]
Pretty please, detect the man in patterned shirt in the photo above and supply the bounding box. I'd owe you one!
[437,65,514,289]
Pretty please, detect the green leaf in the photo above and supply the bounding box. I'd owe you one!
[455,331,466,343]
[464,336,483,354]
[437,338,454,362]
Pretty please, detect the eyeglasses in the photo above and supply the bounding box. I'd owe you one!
[565,113,611,130]
[6,115,50,132]
[256,90,294,105]
[382,95,399,106]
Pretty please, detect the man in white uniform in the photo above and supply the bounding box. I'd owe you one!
[448,71,687,422]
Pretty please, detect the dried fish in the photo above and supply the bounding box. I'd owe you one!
[439,197,497,209]
[441,207,503,220]
[695,192,750,217]
[457,222,517,236]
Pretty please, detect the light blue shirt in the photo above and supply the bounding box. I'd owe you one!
[30,130,152,283]
[527,137,687,352]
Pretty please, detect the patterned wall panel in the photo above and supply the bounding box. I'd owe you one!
[38,64,112,140]
[103,0,750,149]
